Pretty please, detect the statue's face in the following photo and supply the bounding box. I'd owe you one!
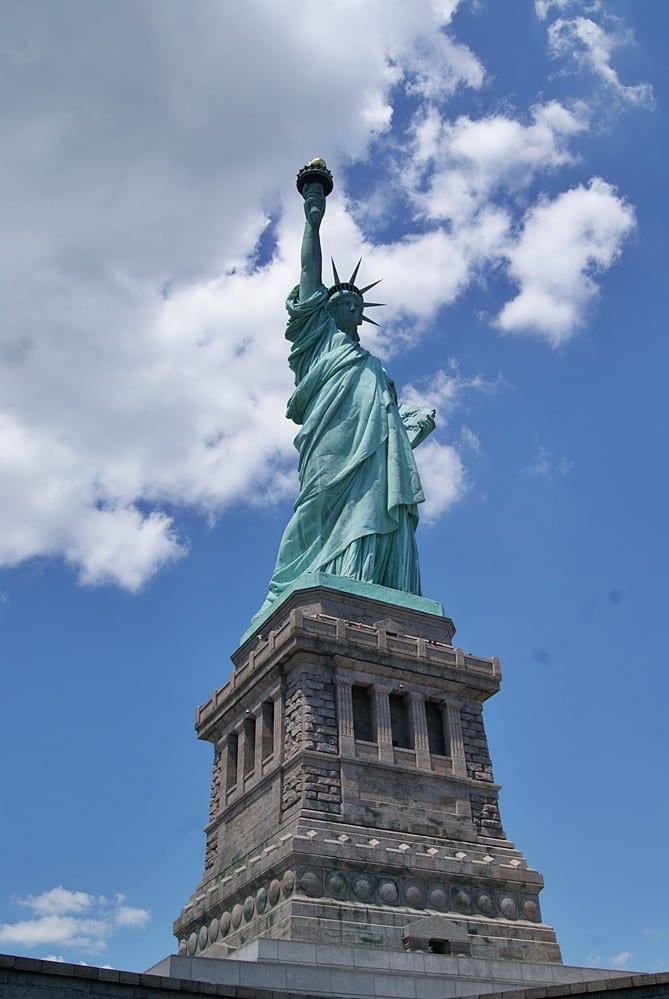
[329,292,363,337]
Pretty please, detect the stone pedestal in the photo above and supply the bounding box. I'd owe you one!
[174,577,561,965]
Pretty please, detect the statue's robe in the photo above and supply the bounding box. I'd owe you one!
[258,284,425,614]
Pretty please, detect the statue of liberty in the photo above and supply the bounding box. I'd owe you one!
[256,160,436,618]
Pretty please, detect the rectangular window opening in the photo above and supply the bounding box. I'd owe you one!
[226,733,238,790]
[426,701,447,757]
[389,693,412,749]
[352,685,375,742]
[243,716,256,776]
[261,700,275,760]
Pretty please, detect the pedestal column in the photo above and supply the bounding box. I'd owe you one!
[336,679,355,757]
[409,694,431,770]
[445,700,467,777]
[374,687,394,763]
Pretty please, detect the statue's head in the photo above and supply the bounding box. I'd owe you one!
[327,259,383,337]
[328,289,364,337]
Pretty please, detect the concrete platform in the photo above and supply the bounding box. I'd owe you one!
[148,939,630,999]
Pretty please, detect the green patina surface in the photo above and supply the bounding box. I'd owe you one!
[252,161,436,629]
[241,571,445,646]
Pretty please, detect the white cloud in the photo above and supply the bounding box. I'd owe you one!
[547,16,654,107]
[415,440,466,524]
[0,915,109,951]
[460,426,482,453]
[1,1,488,590]
[0,1,644,589]
[114,906,150,929]
[498,177,635,345]
[406,101,587,225]
[611,951,633,969]
[67,508,185,592]
[535,0,601,22]
[0,887,150,955]
[20,888,93,917]
[43,955,111,966]
[401,366,505,417]
[398,367,504,523]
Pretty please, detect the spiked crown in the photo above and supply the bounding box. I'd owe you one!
[327,259,384,326]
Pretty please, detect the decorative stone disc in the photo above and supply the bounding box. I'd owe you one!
[475,892,495,916]
[282,870,295,897]
[325,871,347,899]
[297,868,321,897]
[453,888,471,912]
[208,918,219,944]
[352,875,374,901]
[268,879,281,906]
[243,896,254,921]
[378,879,399,904]
[404,882,426,907]
[256,886,268,913]
[428,886,448,911]
[499,895,517,918]
[231,903,243,928]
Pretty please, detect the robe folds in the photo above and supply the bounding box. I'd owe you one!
[258,284,426,614]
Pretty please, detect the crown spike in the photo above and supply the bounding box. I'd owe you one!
[362,302,385,308]
[349,258,362,286]
[361,315,380,326]
[359,279,382,295]
[331,258,341,286]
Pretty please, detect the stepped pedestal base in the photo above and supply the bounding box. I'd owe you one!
[175,580,561,965]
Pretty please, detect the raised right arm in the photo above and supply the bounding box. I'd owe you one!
[299,182,325,301]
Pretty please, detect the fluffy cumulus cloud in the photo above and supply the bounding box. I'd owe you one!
[0,888,150,956]
[535,0,600,21]
[1,1,484,589]
[1,0,646,589]
[415,440,466,524]
[498,178,635,345]
[19,888,93,917]
[406,100,587,225]
[548,17,654,107]
[401,367,505,420]
[536,1,653,108]
[115,906,150,929]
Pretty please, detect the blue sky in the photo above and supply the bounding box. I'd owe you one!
[1,0,667,976]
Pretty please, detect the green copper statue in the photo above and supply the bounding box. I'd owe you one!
[256,159,436,617]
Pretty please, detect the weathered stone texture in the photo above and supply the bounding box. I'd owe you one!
[209,748,222,821]
[460,703,494,782]
[282,761,341,813]
[302,762,341,812]
[471,792,504,838]
[204,828,218,873]
[284,667,338,762]
[203,749,223,872]
[176,584,559,964]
